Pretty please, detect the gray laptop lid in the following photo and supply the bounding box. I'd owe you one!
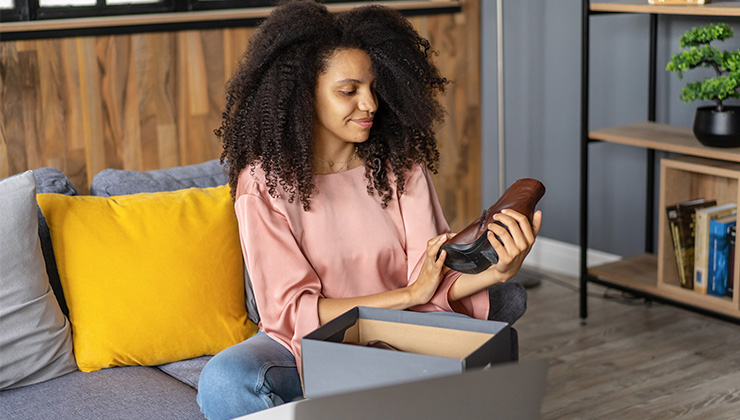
[238,360,548,420]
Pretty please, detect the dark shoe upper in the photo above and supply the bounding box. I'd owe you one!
[448,178,546,247]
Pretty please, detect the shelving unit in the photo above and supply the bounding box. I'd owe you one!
[590,1,740,16]
[581,1,740,323]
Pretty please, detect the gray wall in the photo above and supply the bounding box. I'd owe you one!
[480,1,740,257]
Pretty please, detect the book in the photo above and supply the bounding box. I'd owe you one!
[666,199,716,289]
[708,214,736,297]
[666,204,684,286]
[694,203,737,294]
[648,0,710,4]
[728,225,736,297]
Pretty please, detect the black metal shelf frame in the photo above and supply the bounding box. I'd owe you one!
[586,273,740,324]
[578,1,719,322]
[580,0,658,320]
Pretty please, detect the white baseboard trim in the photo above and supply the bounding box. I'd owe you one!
[523,237,621,277]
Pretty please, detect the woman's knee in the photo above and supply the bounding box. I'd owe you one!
[488,281,527,325]
[197,341,271,419]
[197,333,301,419]
[199,348,256,393]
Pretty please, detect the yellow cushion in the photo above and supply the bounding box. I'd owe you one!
[37,186,258,372]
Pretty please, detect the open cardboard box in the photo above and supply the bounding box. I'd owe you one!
[301,306,511,398]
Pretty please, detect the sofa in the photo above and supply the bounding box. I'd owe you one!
[0,160,520,420]
[0,160,262,420]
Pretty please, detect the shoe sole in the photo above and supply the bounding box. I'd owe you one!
[440,232,500,275]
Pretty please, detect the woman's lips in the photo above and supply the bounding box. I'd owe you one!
[352,118,374,129]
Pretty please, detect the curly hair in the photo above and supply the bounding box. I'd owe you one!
[217,0,449,210]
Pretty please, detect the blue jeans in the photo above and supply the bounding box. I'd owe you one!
[197,282,527,419]
[197,331,303,420]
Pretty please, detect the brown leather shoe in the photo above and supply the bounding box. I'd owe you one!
[440,178,545,274]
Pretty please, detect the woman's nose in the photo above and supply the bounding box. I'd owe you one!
[358,90,377,114]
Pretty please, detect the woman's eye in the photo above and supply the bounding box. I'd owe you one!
[340,90,356,96]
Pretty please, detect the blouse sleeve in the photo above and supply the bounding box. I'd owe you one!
[234,190,322,374]
[399,165,490,320]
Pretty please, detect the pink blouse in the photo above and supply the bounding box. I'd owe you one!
[234,163,490,371]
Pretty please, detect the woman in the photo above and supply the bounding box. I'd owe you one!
[197,1,542,419]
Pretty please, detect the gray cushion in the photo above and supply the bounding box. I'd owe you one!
[33,167,78,196]
[0,366,205,420]
[33,167,78,316]
[89,160,261,326]
[243,269,260,325]
[0,170,77,390]
[90,160,229,196]
[156,356,212,390]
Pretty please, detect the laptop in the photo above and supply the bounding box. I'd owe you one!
[238,360,548,420]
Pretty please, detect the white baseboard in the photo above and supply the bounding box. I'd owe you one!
[523,237,621,277]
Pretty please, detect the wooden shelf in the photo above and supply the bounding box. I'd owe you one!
[657,156,740,311]
[589,122,740,163]
[591,1,740,16]
[588,254,739,317]
[0,0,461,33]
[657,283,737,317]
[588,254,659,294]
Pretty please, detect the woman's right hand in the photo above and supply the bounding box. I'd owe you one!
[318,232,452,324]
[408,233,450,306]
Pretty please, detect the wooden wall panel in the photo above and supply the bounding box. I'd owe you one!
[0,3,480,229]
[411,0,482,231]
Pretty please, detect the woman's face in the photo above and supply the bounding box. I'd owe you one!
[314,48,378,148]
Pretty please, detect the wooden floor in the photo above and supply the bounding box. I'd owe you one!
[516,268,740,420]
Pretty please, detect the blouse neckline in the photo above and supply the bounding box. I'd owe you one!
[313,163,365,177]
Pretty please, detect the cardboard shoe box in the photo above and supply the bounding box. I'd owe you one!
[301,306,511,399]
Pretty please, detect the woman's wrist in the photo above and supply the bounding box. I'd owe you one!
[404,283,421,307]
[407,280,437,308]
[449,270,505,302]
[318,286,421,324]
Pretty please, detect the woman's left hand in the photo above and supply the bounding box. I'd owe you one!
[485,209,542,282]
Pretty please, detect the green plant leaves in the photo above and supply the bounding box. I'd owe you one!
[667,23,740,108]
[722,50,740,72]
[679,23,733,48]
[681,74,740,103]
[666,45,723,77]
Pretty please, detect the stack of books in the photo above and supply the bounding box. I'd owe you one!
[666,199,737,297]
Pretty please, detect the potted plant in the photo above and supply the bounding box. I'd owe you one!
[666,23,740,148]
